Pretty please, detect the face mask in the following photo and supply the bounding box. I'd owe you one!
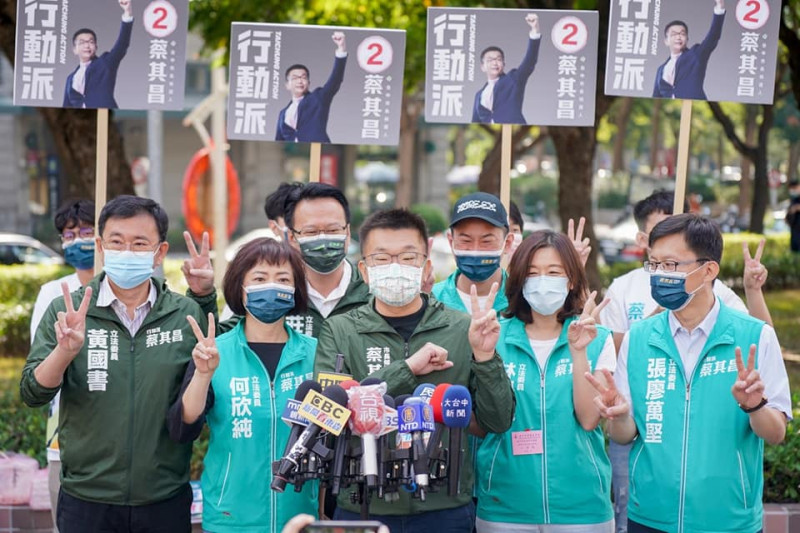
[367,263,423,307]
[64,238,95,270]
[509,233,523,256]
[523,275,569,316]
[103,250,156,290]
[297,234,347,274]
[453,248,503,282]
[649,265,703,311]
[245,283,295,324]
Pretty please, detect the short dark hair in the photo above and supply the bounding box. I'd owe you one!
[648,213,723,264]
[359,209,429,254]
[72,29,97,44]
[223,238,307,316]
[284,183,350,230]
[504,230,588,325]
[480,46,504,62]
[54,199,95,233]
[789,180,800,188]
[509,201,523,229]
[285,64,309,80]
[633,190,689,231]
[664,21,688,37]
[264,182,303,222]
[98,195,169,242]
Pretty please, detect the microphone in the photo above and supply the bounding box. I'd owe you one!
[347,383,387,488]
[377,394,395,497]
[329,380,359,495]
[413,383,436,403]
[399,397,435,489]
[427,383,451,457]
[280,380,323,460]
[271,384,350,493]
[441,385,472,496]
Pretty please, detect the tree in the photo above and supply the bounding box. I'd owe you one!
[0,0,133,200]
[779,0,800,111]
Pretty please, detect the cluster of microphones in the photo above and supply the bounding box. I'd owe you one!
[270,374,473,510]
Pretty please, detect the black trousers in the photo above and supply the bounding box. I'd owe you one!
[628,518,762,533]
[57,483,192,533]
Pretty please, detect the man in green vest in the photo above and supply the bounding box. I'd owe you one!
[589,213,791,533]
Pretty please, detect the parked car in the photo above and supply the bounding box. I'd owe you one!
[594,216,645,265]
[0,233,64,265]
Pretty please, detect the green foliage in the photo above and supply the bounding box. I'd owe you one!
[513,174,559,220]
[0,358,46,467]
[763,393,800,503]
[763,290,800,353]
[411,203,448,234]
[719,233,798,290]
[0,265,71,304]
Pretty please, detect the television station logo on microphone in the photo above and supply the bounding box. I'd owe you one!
[297,389,351,436]
[316,371,353,391]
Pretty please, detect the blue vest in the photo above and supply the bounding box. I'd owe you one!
[477,316,613,524]
[626,303,765,533]
[201,321,318,532]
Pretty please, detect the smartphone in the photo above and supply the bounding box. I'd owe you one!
[303,520,385,533]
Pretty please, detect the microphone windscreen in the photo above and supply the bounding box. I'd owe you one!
[383,394,395,408]
[430,383,451,423]
[294,380,322,401]
[360,377,383,386]
[413,383,436,403]
[339,379,360,390]
[322,384,349,407]
[441,385,472,429]
[394,394,411,407]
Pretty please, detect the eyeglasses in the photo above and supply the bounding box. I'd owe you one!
[643,259,710,273]
[61,227,95,243]
[101,239,160,256]
[290,225,348,238]
[667,30,687,38]
[363,252,427,267]
[76,39,96,46]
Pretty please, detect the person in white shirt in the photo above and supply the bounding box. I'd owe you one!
[29,200,95,533]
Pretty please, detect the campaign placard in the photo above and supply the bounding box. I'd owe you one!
[14,0,189,110]
[424,7,599,126]
[227,23,407,146]
[605,0,780,104]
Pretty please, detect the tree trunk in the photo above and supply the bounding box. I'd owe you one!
[779,0,800,112]
[395,94,421,208]
[750,105,774,234]
[477,125,532,196]
[550,126,602,291]
[0,0,133,202]
[739,106,758,216]
[612,98,633,173]
[453,127,466,167]
[789,140,800,182]
[649,100,662,173]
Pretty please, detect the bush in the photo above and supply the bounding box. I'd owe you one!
[763,393,800,502]
[719,233,798,290]
[0,265,71,304]
[411,204,448,235]
[0,358,47,467]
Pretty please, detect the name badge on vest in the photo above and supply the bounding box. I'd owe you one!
[512,430,543,455]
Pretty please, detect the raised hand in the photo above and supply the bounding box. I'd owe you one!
[187,313,219,376]
[332,32,346,52]
[568,291,609,352]
[405,342,453,376]
[731,345,764,410]
[55,282,93,358]
[182,231,215,296]
[468,282,500,361]
[585,369,630,420]
[119,0,132,16]
[742,239,768,291]
[567,217,591,267]
[715,0,725,11]
[526,13,539,33]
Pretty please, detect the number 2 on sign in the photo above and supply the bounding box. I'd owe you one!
[144,0,179,38]
[357,35,393,74]
[735,0,769,30]
[367,43,383,66]
[551,16,588,54]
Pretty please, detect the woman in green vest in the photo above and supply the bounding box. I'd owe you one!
[475,230,615,532]
[168,238,318,532]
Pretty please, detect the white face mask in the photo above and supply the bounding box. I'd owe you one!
[367,263,423,307]
[522,275,569,316]
[509,233,523,255]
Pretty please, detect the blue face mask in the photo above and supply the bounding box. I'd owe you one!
[649,266,702,311]
[522,275,569,316]
[64,238,95,270]
[103,250,155,290]
[453,248,503,282]
[245,283,295,324]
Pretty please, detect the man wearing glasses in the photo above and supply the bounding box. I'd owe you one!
[22,195,207,533]
[315,208,515,531]
[589,214,791,533]
[652,0,725,100]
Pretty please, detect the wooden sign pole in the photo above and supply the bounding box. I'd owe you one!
[93,108,109,274]
[500,124,512,213]
[673,99,693,215]
[309,143,322,183]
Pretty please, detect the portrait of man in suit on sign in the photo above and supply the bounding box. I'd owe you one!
[276,31,348,143]
[64,0,133,109]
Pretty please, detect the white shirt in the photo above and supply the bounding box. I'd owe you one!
[480,78,498,112]
[528,334,616,373]
[662,53,680,86]
[457,288,487,315]
[307,260,351,319]
[96,277,157,336]
[284,96,303,130]
[72,61,91,96]
[614,299,792,420]
[599,267,747,335]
